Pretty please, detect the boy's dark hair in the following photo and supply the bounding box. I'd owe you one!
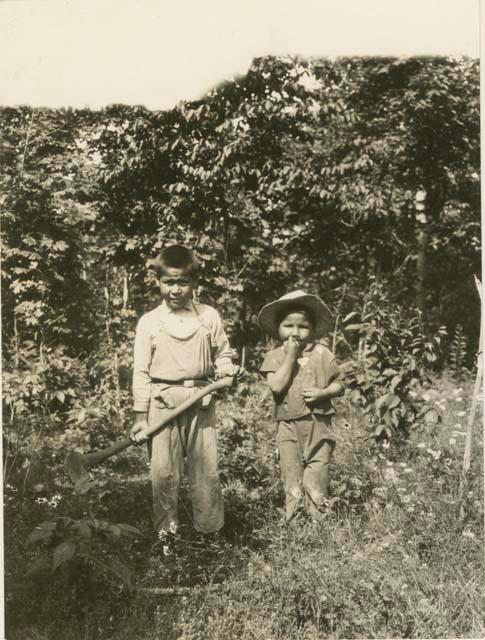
[152,244,200,280]
[276,304,315,328]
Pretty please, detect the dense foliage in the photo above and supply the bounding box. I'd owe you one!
[1,54,483,640]
[1,54,480,476]
[2,55,480,450]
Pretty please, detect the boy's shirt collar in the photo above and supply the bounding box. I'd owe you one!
[160,299,195,314]
[302,342,316,353]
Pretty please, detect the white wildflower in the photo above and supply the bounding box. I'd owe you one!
[462,530,476,539]
[384,467,398,482]
[169,521,178,535]
[33,493,61,509]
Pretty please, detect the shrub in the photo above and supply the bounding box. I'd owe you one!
[343,280,447,441]
[2,343,87,421]
[25,513,142,590]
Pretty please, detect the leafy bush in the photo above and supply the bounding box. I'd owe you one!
[343,280,447,441]
[3,343,87,420]
[25,513,142,589]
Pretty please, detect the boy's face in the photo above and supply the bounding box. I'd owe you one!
[278,310,314,348]
[159,267,195,310]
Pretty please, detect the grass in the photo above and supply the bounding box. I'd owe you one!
[3,373,484,639]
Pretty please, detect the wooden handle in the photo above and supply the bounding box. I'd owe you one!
[143,376,233,438]
[81,376,234,469]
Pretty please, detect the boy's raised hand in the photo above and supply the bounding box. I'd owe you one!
[285,336,301,359]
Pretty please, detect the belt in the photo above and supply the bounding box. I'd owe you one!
[152,378,208,388]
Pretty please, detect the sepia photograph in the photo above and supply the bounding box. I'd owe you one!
[1,1,482,638]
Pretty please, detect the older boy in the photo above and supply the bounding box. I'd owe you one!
[130,244,238,536]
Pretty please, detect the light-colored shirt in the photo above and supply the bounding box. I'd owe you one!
[133,300,235,412]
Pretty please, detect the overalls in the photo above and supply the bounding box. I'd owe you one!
[277,417,335,520]
[148,311,223,534]
[261,343,339,521]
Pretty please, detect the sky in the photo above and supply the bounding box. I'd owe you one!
[0,0,481,109]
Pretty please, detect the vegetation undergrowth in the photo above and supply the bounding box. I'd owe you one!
[4,372,483,640]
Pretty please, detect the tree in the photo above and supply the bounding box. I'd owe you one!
[1,107,103,358]
[1,55,480,370]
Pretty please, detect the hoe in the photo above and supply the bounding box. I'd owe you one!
[64,376,234,494]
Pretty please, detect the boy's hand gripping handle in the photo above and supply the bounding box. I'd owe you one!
[132,375,234,442]
[65,376,234,492]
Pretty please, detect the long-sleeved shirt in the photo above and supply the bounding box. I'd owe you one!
[132,300,235,412]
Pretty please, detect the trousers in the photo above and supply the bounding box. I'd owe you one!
[276,415,335,520]
[148,385,223,533]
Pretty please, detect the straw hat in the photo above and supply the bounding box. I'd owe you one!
[258,290,333,340]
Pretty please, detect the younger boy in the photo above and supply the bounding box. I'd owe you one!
[130,244,239,536]
[258,290,344,521]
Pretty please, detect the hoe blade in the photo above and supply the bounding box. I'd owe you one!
[64,451,93,495]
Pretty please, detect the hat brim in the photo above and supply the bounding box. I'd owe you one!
[258,294,333,340]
